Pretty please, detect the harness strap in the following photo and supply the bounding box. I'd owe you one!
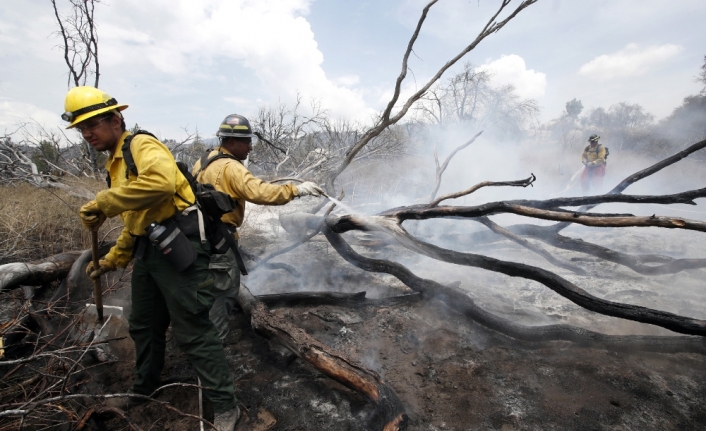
[194,151,238,179]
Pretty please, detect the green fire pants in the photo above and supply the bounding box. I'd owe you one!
[208,246,240,342]
[128,236,236,413]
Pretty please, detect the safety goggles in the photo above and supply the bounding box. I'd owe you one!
[75,116,110,133]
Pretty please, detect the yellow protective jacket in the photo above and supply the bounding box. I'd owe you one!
[96,131,196,267]
[192,147,298,238]
[581,143,606,166]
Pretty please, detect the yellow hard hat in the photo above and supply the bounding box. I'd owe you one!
[62,86,128,128]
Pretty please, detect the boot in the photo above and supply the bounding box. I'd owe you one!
[213,405,241,431]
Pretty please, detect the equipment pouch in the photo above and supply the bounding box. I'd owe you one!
[209,223,248,275]
[209,223,236,255]
[145,219,197,272]
[196,185,238,219]
[176,208,200,236]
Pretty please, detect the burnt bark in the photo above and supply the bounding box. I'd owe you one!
[465,225,706,275]
[323,226,706,353]
[326,214,706,337]
[0,251,83,293]
[236,285,408,431]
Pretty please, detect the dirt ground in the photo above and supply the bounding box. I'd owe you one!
[88,223,706,431]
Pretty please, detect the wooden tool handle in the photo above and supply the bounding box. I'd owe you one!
[91,230,104,322]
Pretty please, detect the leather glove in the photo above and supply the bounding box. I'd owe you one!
[79,200,107,230]
[86,258,117,280]
[296,181,325,197]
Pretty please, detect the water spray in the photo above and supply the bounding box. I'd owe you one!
[547,166,584,197]
[321,192,358,215]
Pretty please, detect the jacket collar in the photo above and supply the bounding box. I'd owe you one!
[106,131,131,168]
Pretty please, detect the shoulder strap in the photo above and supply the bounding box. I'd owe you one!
[193,151,238,179]
[122,130,158,179]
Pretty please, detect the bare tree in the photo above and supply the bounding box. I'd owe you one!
[326,0,539,192]
[416,62,539,139]
[51,0,101,88]
[250,96,329,178]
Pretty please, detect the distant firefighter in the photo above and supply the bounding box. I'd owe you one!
[581,134,607,193]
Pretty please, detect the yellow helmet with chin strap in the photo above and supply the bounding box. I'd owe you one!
[62,86,128,129]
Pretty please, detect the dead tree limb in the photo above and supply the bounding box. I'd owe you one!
[494,224,706,275]
[475,216,587,275]
[322,226,706,353]
[325,214,706,336]
[430,131,483,200]
[384,199,706,233]
[326,0,538,190]
[0,251,83,293]
[547,138,706,233]
[236,284,408,431]
[386,187,706,220]
[257,291,422,308]
[430,173,536,207]
[258,291,367,307]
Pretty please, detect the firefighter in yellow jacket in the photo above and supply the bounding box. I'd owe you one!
[192,114,324,341]
[581,134,607,193]
[66,87,239,430]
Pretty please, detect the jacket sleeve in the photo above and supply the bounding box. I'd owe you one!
[96,136,177,218]
[104,226,134,268]
[581,147,589,164]
[227,163,297,205]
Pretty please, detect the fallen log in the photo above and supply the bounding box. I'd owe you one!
[258,291,367,307]
[0,251,83,293]
[463,226,706,275]
[326,214,706,337]
[50,242,115,311]
[237,284,408,431]
[323,226,706,354]
[257,291,423,308]
[475,216,587,275]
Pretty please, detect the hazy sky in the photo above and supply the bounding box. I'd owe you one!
[1,0,704,139]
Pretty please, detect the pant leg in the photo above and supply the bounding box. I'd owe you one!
[145,237,236,413]
[592,164,605,192]
[129,251,171,396]
[208,247,241,341]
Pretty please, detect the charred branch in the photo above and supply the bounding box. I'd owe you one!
[475,216,587,275]
[323,226,706,353]
[0,251,83,293]
[430,131,483,200]
[384,187,706,221]
[430,173,536,207]
[503,224,706,276]
[550,138,706,233]
[327,0,538,190]
[236,284,408,431]
[325,214,706,337]
[258,291,423,309]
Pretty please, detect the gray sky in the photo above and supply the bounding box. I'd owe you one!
[1,0,704,140]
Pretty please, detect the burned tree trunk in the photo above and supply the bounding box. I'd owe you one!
[236,285,408,431]
[326,214,706,337]
[323,227,706,354]
[0,251,83,293]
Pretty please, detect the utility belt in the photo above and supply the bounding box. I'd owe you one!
[133,207,248,275]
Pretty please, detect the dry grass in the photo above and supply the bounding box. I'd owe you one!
[0,179,122,264]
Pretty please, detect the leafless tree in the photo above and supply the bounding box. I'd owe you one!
[51,0,101,88]
[416,62,539,139]
[326,0,539,192]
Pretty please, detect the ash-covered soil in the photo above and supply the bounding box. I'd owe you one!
[92,222,706,431]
